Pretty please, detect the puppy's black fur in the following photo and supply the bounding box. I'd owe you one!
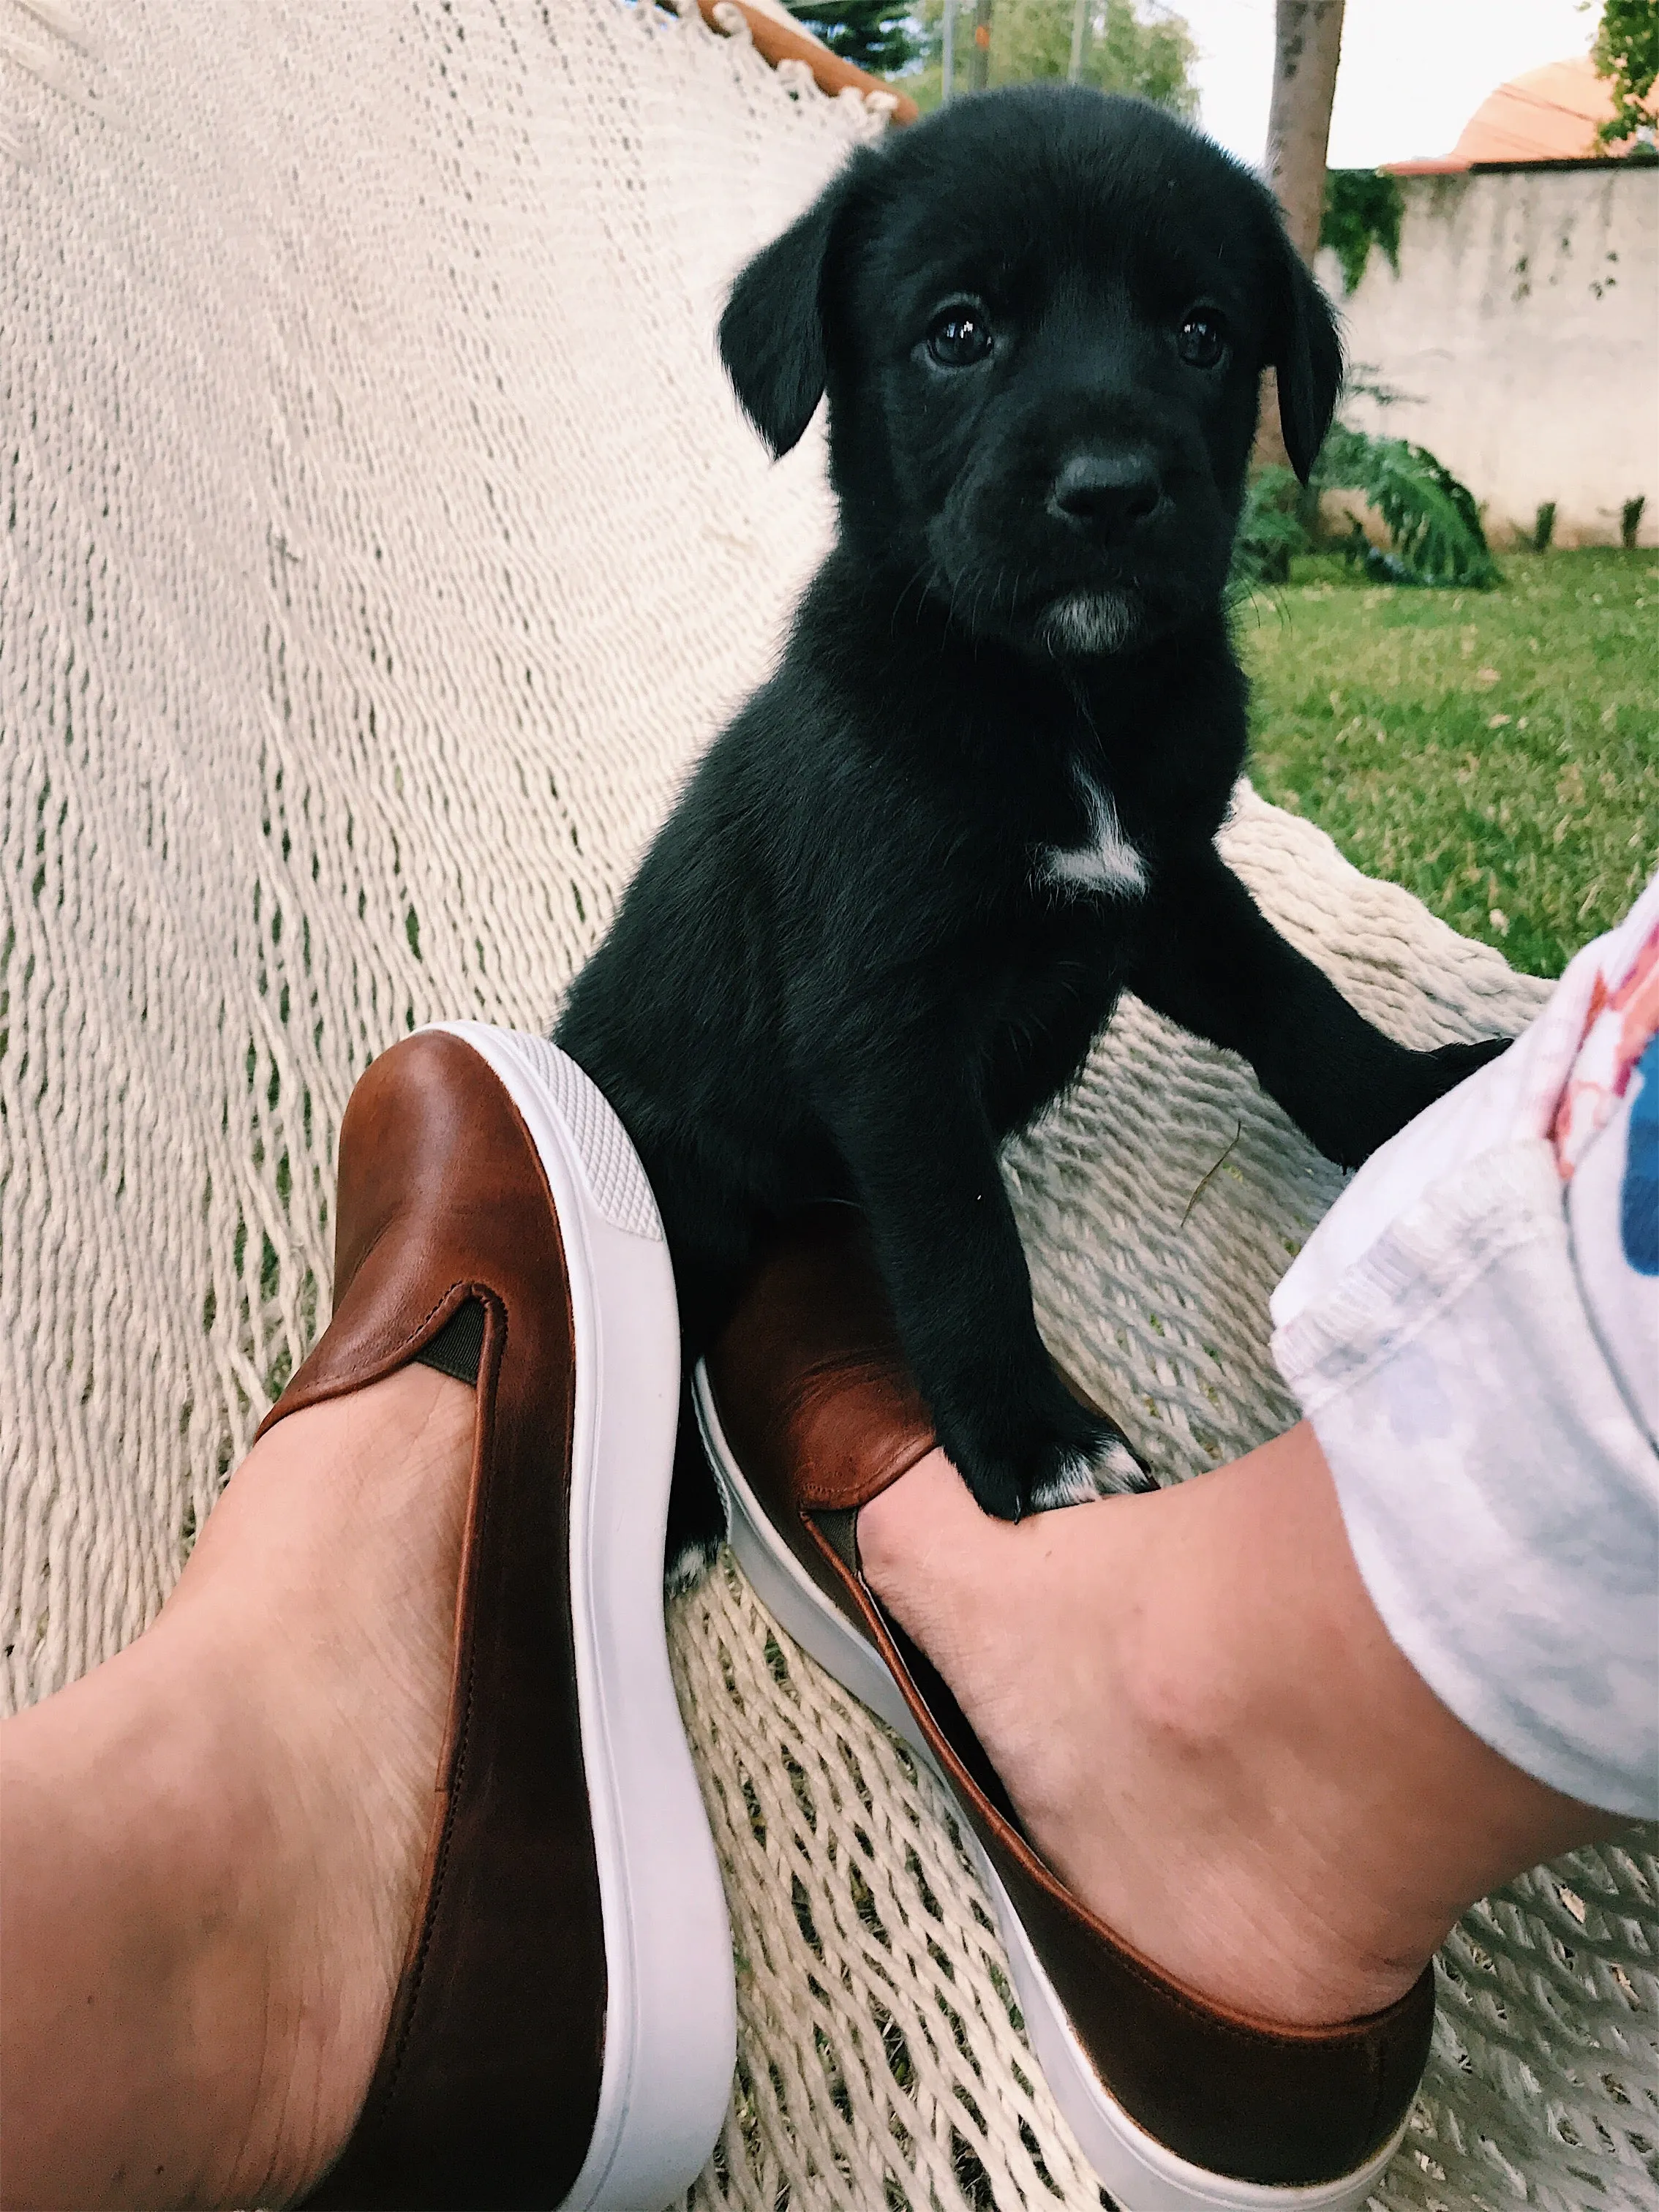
[557,88,1505,1580]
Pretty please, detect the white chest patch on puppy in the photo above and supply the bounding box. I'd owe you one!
[1041,770,1148,900]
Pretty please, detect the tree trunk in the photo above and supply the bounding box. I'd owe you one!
[1265,0,1346,260]
[968,0,993,92]
[1068,0,1090,84]
[1256,0,1346,470]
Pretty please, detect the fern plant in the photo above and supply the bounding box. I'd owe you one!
[1232,465,1309,587]
[1232,426,1499,592]
[1314,426,1500,590]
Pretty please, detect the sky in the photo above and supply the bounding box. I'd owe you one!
[1173,0,1602,169]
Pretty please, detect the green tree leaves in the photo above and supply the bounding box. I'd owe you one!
[1319,170,1403,295]
[784,1,920,75]
[1592,0,1659,150]
[904,0,1197,116]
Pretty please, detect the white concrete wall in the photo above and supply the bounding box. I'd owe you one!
[1316,163,1659,548]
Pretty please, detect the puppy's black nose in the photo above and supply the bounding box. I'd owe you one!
[1049,452,1164,540]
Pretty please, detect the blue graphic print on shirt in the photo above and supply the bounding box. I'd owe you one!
[1623,1034,1659,1275]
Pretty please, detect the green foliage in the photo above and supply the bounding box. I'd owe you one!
[1592,0,1659,147]
[1337,532,1426,587]
[1316,425,1500,590]
[1232,467,1310,587]
[906,0,1197,117]
[1319,170,1403,294]
[1622,494,1647,549]
[1241,549,1659,977]
[784,0,919,72]
[1232,429,1495,595]
[1533,500,1558,554]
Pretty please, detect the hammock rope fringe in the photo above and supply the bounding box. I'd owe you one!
[3,4,1655,2205]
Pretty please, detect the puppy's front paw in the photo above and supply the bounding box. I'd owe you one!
[1320,1032,1517,1165]
[1026,1422,1151,1509]
[941,1387,1151,1521]
[664,1532,723,1599]
[1388,1034,1515,1135]
[1424,1034,1512,1091]
[666,1441,729,1598]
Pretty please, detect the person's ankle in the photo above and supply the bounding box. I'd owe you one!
[151,1373,475,2205]
[853,1431,1603,2032]
[93,1590,377,2207]
[216,1377,475,2202]
[0,1617,340,2211]
[0,1368,477,2212]
[857,1451,1015,1668]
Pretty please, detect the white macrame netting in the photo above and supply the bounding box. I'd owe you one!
[2,3,1655,2206]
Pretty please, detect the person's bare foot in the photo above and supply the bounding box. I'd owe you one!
[857,1425,1617,2029]
[1,1364,475,2211]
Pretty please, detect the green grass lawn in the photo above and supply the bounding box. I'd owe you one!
[1239,548,1658,979]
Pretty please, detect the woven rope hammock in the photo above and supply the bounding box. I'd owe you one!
[3,4,1655,2205]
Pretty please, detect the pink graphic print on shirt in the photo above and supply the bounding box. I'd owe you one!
[1551,917,1659,1181]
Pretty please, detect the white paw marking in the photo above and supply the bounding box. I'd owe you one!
[1040,767,1148,902]
[1028,1434,1146,1511]
[664,1533,722,1598]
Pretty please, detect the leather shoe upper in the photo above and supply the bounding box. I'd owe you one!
[260,1031,606,2212]
[704,1207,1434,2191]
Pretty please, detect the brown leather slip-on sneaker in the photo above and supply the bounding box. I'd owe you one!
[693,1207,1433,2212]
[257,1022,734,2212]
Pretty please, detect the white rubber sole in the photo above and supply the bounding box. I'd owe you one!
[429,1025,734,2212]
[693,1363,1410,2212]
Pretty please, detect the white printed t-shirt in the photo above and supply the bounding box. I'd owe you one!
[1271,873,1659,1817]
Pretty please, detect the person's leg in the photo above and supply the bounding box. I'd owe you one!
[0,1365,473,2212]
[858,876,1658,2034]
[857,1422,1625,2031]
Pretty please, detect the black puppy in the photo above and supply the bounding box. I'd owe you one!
[557,86,1502,1581]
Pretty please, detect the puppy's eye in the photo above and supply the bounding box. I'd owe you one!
[927,304,993,369]
[1177,312,1228,369]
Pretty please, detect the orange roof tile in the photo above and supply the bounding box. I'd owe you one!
[1391,55,1636,171]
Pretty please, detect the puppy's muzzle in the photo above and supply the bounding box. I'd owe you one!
[1047,449,1167,548]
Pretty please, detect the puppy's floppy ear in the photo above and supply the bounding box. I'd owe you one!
[719,169,856,459]
[1270,241,1344,484]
